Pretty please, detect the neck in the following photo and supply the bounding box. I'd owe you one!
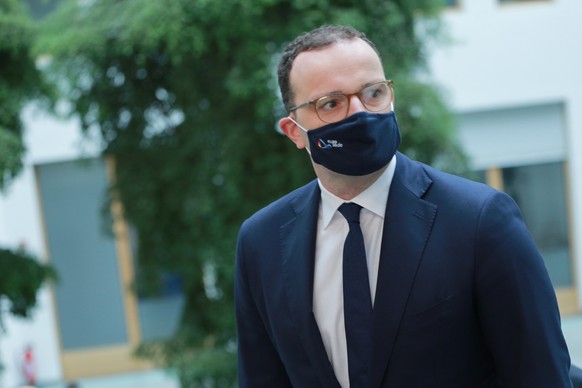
[315,164,387,201]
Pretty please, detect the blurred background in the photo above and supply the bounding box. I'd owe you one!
[0,0,581,387]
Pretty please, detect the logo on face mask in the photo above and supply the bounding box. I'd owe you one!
[305,112,400,176]
[317,139,343,149]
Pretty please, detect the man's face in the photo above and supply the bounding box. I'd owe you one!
[279,38,387,150]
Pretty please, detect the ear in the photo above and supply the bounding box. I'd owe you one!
[279,116,307,149]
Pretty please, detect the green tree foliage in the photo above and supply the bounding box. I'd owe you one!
[0,0,47,188]
[0,248,56,321]
[0,0,55,326]
[38,0,465,385]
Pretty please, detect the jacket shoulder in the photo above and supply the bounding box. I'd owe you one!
[240,179,318,233]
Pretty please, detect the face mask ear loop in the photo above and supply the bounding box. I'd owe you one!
[287,116,312,155]
[288,116,309,133]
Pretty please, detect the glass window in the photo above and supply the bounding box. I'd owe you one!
[129,226,185,342]
[136,273,185,341]
[502,162,573,288]
[37,159,128,350]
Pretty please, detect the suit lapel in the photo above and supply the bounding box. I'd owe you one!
[370,153,438,387]
[280,181,341,387]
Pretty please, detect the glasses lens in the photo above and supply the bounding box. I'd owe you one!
[315,95,349,123]
[361,82,392,111]
[313,82,392,123]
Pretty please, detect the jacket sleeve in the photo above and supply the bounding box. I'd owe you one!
[474,191,572,387]
[235,221,293,388]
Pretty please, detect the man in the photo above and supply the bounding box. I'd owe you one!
[235,25,572,387]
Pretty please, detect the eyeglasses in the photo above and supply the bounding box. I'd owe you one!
[288,80,393,123]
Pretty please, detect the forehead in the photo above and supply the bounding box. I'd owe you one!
[289,38,384,101]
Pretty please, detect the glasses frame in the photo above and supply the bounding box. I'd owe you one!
[288,80,394,123]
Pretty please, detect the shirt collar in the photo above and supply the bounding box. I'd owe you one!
[318,155,397,230]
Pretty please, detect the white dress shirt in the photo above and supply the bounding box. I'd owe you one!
[312,156,397,388]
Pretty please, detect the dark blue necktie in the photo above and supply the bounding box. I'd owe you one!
[338,202,372,387]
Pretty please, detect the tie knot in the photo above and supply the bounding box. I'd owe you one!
[338,202,362,224]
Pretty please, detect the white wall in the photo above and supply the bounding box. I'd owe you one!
[428,0,582,308]
[430,0,582,110]
[0,102,101,387]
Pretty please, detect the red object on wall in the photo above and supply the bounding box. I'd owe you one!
[22,346,36,385]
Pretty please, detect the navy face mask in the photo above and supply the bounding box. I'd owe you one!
[290,111,401,176]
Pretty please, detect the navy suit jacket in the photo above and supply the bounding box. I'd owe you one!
[235,153,572,387]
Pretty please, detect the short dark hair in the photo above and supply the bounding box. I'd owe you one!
[277,25,380,113]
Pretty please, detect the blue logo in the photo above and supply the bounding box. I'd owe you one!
[317,139,343,149]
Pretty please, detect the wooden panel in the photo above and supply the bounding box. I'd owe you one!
[61,344,151,380]
[106,156,142,347]
[556,288,580,316]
